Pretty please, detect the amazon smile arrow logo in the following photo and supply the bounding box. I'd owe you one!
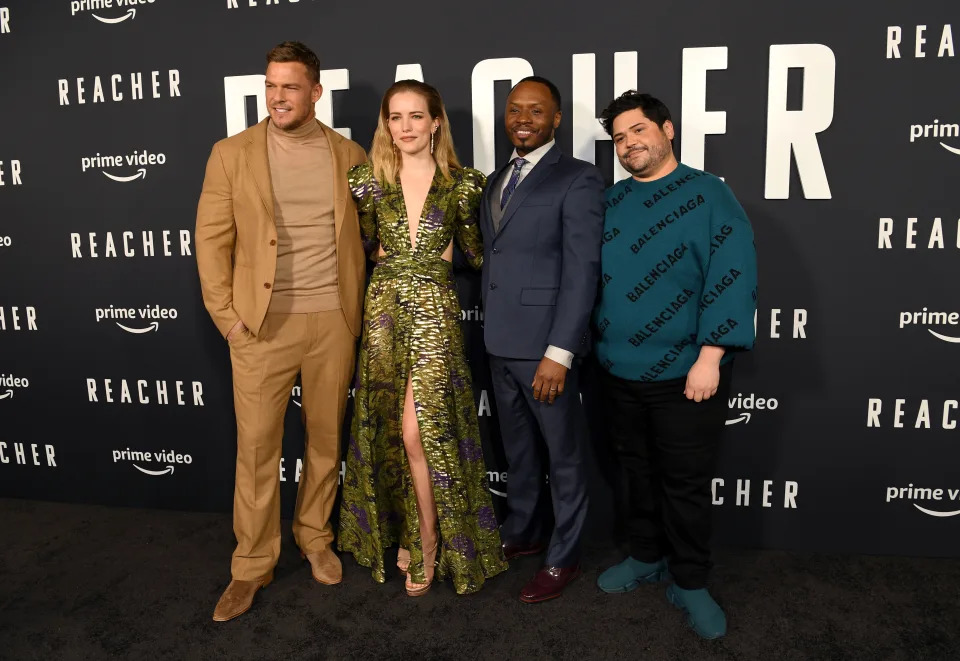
[133,463,174,476]
[102,168,146,182]
[913,503,960,517]
[0,389,13,400]
[92,8,136,24]
[116,321,159,334]
[725,412,752,425]
[928,328,960,343]
[940,142,960,155]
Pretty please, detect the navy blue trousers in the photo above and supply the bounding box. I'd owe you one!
[488,355,589,568]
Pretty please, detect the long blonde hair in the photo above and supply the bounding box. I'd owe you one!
[370,80,461,185]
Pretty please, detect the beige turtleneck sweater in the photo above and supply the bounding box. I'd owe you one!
[266,118,339,313]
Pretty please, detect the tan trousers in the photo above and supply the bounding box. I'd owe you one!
[228,309,355,580]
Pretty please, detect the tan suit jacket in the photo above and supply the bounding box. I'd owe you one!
[195,118,368,339]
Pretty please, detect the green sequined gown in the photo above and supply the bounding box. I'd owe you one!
[337,162,508,594]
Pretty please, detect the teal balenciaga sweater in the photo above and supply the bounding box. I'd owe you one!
[594,163,758,381]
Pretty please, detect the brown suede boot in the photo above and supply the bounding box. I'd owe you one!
[212,572,273,622]
[302,549,342,585]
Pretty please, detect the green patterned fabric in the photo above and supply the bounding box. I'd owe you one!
[337,162,508,594]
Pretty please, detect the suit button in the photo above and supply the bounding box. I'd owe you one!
[264,283,271,289]
[492,248,500,254]
[489,283,497,290]
[269,239,276,246]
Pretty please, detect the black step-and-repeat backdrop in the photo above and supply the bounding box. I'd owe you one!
[1,1,957,557]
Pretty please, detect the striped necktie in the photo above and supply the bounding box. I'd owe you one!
[499,157,528,210]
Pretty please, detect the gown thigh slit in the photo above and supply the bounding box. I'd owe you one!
[338,163,507,594]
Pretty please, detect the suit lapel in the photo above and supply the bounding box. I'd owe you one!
[321,122,348,242]
[484,159,513,237]
[242,119,275,223]
[496,144,561,237]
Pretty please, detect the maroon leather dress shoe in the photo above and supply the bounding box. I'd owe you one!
[501,540,546,561]
[519,565,582,603]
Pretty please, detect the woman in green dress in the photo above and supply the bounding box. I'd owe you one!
[337,80,508,596]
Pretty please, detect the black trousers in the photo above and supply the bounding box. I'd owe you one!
[598,362,733,589]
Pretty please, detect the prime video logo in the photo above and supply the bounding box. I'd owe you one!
[81,150,166,182]
[726,392,779,425]
[0,374,29,401]
[112,447,191,476]
[909,119,960,155]
[70,1,154,24]
[898,308,960,343]
[886,483,960,517]
[95,304,178,334]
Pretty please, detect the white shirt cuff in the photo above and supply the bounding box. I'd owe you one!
[544,345,574,369]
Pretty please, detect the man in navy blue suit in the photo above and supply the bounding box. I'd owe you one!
[480,76,605,603]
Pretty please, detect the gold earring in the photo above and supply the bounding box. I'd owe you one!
[430,132,435,154]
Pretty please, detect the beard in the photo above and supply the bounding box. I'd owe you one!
[272,107,313,131]
[620,140,672,178]
[510,127,550,153]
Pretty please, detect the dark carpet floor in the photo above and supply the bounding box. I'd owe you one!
[0,498,958,661]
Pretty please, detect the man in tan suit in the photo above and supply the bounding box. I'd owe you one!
[195,41,367,622]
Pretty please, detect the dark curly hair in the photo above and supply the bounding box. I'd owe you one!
[599,91,671,136]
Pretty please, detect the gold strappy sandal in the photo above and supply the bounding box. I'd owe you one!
[404,542,438,597]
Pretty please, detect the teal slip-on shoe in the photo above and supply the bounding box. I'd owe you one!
[666,584,727,640]
[596,556,670,593]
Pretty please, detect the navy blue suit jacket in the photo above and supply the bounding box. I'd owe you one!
[480,145,605,360]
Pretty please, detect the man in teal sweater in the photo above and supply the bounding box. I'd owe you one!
[592,91,757,640]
